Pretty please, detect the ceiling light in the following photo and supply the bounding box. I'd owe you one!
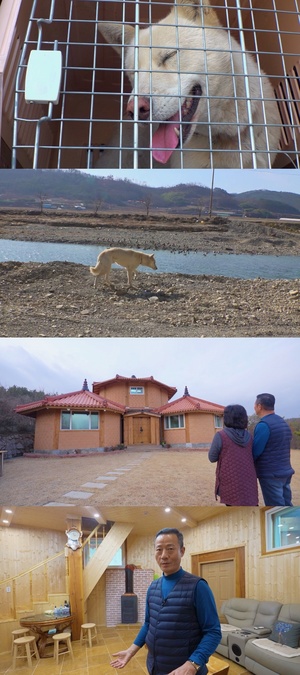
[5,509,13,514]
[165,507,171,513]
[181,518,187,522]
[2,519,9,524]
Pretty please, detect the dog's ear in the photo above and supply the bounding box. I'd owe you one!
[98,22,135,55]
[175,0,221,27]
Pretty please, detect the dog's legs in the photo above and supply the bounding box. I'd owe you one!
[127,268,138,289]
[104,264,112,286]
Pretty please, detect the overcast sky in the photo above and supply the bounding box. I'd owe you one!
[81,169,300,195]
[0,338,299,418]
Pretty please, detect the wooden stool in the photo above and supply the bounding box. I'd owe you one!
[52,632,74,663]
[80,622,98,648]
[12,635,40,669]
[11,628,30,654]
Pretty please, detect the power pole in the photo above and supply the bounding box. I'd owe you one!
[208,168,215,218]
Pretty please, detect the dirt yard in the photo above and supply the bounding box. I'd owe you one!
[0,211,299,337]
[1,448,299,507]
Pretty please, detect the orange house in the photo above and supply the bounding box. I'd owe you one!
[15,375,224,452]
[158,387,225,447]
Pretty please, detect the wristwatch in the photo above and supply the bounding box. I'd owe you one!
[189,660,201,673]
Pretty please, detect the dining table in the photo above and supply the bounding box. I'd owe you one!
[20,613,74,657]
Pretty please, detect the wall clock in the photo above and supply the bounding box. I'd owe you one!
[65,527,82,550]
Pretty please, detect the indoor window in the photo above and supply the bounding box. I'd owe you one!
[61,411,99,430]
[265,507,300,552]
[164,414,185,429]
[84,540,123,567]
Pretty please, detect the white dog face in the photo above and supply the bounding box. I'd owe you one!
[123,17,244,163]
[98,0,280,167]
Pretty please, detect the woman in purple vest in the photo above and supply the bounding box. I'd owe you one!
[208,404,259,506]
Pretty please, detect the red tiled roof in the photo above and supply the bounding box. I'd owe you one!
[15,390,125,415]
[156,394,225,415]
[93,374,177,399]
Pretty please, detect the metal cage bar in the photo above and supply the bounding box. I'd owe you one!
[10,0,300,169]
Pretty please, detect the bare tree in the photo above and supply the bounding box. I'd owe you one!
[93,198,103,216]
[141,194,152,218]
[37,194,47,213]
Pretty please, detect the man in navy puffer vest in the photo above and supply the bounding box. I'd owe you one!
[110,528,221,675]
[253,392,294,506]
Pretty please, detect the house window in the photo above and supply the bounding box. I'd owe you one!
[130,386,144,395]
[214,416,223,428]
[164,414,185,429]
[61,411,99,430]
[265,507,300,552]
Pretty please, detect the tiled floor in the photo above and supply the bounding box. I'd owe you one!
[1,625,251,674]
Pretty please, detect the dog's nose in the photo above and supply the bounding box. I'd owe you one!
[126,96,150,120]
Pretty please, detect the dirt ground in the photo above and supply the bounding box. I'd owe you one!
[1,448,299,507]
[0,212,299,337]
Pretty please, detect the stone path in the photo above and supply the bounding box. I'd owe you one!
[44,455,150,506]
[1,449,299,507]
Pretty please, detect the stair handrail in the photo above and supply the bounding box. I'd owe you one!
[0,549,65,586]
[82,524,103,549]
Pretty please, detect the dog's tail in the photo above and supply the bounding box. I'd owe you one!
[89,263,100,276]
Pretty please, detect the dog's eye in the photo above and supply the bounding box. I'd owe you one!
[161,50,178,65]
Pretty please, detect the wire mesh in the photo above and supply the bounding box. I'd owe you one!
[10,0,300,169]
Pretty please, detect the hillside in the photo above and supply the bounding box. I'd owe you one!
[0,170,300,218]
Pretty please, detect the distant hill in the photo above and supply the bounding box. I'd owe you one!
[0,169,300,218]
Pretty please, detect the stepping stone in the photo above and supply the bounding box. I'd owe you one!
[81,482,107,489]
[95,476,118,481]
[63,490,94,499]
[106,471,126,475]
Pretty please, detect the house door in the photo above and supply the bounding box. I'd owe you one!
[132,417,151,444]
[199,560,235,619]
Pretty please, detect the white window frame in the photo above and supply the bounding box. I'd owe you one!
[61,410,99,430]
[164,414,185,430]
[265,507,300,552]
[214,415,223,428]
[84,539,124,568]
[130,386,144,395]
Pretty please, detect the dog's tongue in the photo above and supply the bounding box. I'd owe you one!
[151,112,179,164]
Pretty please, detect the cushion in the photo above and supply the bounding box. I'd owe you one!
[269,621,300,648]
[220,624,239,632]
[252,638,300,658]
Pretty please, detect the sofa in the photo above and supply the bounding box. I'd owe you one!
[216,597,300,675]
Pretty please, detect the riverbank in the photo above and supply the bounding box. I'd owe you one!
[1,210,299,336]
[1,260,299,336]
[1,209,300,255]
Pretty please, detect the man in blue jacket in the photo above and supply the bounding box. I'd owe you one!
[253,393,294,506]
[110,528,221,675]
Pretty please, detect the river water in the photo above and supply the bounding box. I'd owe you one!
[0,239,299,279]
